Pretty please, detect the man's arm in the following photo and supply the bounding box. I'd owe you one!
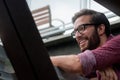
[50,54,118,80]
[50,55,84,75]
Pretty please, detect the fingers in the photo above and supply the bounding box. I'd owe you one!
[104,68,111,80]
[104,67,118,80]
[99,70,106,80]
[98,67,118,80]
[111,68,118,80]
[96,70,106,80]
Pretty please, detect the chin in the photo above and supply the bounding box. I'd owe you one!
[80,45,88,52]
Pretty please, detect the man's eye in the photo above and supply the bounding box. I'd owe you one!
[74,29,78,32]
[78,26,84,31]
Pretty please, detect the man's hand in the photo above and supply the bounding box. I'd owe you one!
[96,67,118,80]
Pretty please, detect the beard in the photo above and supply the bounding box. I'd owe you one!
[80,29,100,52]
[87,29,100,50]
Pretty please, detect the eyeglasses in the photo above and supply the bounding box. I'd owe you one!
[71,23,97,38]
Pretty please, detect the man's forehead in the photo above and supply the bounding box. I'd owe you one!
[74,16,92,29]
[75,15,91,23]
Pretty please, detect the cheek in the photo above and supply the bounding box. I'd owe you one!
[82,31,91,39]
[83,28,95,38]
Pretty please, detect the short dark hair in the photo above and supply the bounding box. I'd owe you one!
[72,9,111,37]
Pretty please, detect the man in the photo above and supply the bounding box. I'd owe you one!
[51,9,120,80]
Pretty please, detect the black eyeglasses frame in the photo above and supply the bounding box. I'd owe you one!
[71,23,99,38]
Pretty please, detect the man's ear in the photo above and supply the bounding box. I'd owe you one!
[97,24,105,36]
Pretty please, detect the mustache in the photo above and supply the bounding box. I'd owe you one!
[78,36,88,41]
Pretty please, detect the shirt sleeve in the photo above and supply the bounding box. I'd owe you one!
[78,50,96,76]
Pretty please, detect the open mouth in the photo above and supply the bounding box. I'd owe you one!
[80,40,86,46]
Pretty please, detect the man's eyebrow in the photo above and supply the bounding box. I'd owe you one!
[73,26,77,29]
[77,24,83,28]
[74,27,78,31]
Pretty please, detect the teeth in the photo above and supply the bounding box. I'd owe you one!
[80,40,86,44]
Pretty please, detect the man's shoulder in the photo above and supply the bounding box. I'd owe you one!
[102,34,120,47]
[108,34,120,41]
[113,34,120,39]
[107,34,120,44]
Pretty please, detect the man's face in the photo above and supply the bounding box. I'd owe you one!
[74,15,100,52]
